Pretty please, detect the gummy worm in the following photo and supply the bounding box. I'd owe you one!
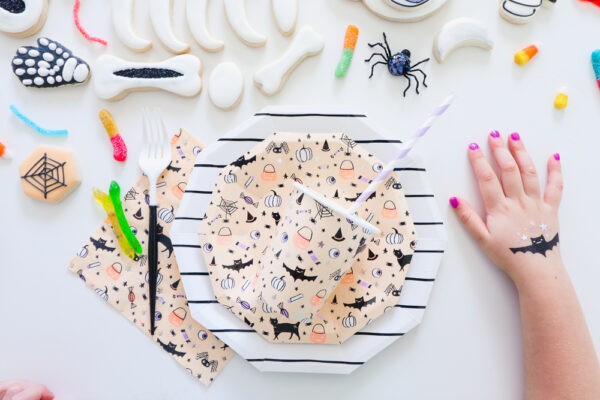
[93,188,136,259]
[99,109,128,162]
[73,0,108,46]
[335,25,359,78]
[109,181,143,254]
[9,105,68,136]
[592,49,600,91]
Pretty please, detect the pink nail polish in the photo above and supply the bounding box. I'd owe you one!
[469,142,479,151]
[490,130,500,138]
[510,132,520,141]
[554,153,560,161]
[449,197,459,209]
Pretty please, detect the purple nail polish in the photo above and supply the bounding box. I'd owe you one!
[510,132,520,141]
[554,153,560,161]
[469,142,479,151]
[449,197,459,209]
[490,130,500,138]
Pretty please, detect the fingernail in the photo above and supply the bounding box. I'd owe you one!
[490,130,500,138]
[510,132,520,141]
[449,197,459,209]
[554,153,560,161]
[469,142,479,151]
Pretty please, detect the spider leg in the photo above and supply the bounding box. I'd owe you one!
[382,33,392,58]
[402,74,412,97]
[410,58,430,69]
[368,61,387,78]
[406,73,420,94]
[410,68,428,87]
[368,42,390,58]
[364,52,387,63]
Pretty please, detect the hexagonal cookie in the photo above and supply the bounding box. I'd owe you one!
[19,145,80,202]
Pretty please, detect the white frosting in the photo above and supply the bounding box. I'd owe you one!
[352,0,447,22]
[0,0,47,36]
[272,0,297,36]
[208,62,244,110]
[93,54,202,101]
[111,0,152,52]
[254,26,323,96]
[62,58,77,82]
[150,0,190,54]
[224,0,267,47]
[499,0,542,24]
[186,0,224,52]
[73,64,89,83]
[433,17,494,63]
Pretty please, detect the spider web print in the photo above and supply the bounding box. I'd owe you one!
[341,133,357,154]
[21,153,67,198]
[218,197,238,219]
[315,200,334,219]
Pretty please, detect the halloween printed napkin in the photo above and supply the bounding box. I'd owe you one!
[68,129,234,386]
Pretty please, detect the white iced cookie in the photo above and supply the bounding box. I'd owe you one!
[186,0,224,52]
[498,0,554,24]
[272,0,297,36]
[208,62,244,110]
[351,0,448,22]
[224,0,266,47]
[150,0,190,54]
[254,26,323,96]
[0,0,48,37]
[433,18,494,63]
[111,0,152,52]
[94,54,202,101]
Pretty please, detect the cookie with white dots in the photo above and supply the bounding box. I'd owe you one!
[11,37,91,88]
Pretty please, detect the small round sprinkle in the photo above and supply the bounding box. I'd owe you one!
[63,52,69,59]
[25,59,35,67]
[14,68,25,76]
[39,38,49,46]
[49,43,57,50]
[34,77,44,86]
[42,52,54,62]
[47,76,55,85]
[38,68,49,77]
[12,58,23,65]
[18,47,27,54]
[27,67,36,75]
[38,60,50,69]
[56,59,64,67]
[28,49,40,57]
[55,47,62,54]
[22,79,32,85]
[56,76,62,83]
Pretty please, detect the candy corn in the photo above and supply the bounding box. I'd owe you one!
[99,109,127,162]
[335,25,359,78]
[592,49,600,91]
[0,141,11,160]
[514,44,539,66]
[554,87,568,109]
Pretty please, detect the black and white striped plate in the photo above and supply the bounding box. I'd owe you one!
[171,106,446,374]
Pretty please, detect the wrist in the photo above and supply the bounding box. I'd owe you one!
[511,257,567,294]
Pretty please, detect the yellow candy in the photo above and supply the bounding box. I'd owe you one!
[93,188,137,259]
[514,44,539,66]
[554,87,568,109]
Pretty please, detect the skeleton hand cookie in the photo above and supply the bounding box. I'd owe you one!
[348,0,448,22]
[11,37,90,88]
[0,0,48,37]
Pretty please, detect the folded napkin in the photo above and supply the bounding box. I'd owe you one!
[68,129,234,386]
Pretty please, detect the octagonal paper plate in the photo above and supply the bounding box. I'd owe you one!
[171,106,447,374]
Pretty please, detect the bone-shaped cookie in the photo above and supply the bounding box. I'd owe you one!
[94,54,202,101]
[254,26,324,96]
[0,0,48,37]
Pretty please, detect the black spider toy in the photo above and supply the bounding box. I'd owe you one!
[365,32,430,97]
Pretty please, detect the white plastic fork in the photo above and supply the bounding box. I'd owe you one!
[139,108,172,336]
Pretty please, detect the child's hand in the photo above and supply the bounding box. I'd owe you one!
[0,381,54,400]
[450,132,563,284]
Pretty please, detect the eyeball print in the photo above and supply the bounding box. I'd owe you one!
[373,162,383,172]
[329,248,340,258]
[372,268,383,278]
[410,240,417,250]
[326,176,336,185]
[250,230,261,240]
[130,226,137,235]
[155,311,162,321]
[198,330,208,340]
[203,243,213,253]
[193,146,202,156]
[281,232,289,242]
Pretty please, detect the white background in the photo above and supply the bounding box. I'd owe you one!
[1,0,599,399]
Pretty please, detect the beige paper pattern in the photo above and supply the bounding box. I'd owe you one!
[68,130,234,386]
[199,132,418,344]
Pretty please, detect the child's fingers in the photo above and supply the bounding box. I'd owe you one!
[544,153,563,209]
[450,196,489,244]
[488,131,525,198]
[507,133,541,198]
[11,387,42,400]
[467,143,505,210]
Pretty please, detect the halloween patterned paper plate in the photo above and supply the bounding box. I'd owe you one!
[199,132,417,344]
[171,106,447,374]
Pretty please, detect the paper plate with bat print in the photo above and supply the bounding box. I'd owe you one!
[171,106,447,374]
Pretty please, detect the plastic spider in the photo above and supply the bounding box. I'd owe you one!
[365,32,430,97]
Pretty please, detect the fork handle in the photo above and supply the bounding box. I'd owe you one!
[148,205,158,336]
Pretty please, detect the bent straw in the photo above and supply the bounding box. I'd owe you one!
[348,93,455,215]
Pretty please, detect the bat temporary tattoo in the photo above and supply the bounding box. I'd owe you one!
[157,338,186,357]
[510,233,559,257]
[283,264,317,282]
[90,237,116,252]
[230,155,257,168]
[343,296,376,310]
[222,258,254,271]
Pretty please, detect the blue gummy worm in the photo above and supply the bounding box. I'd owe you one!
[592,49,600,80]
[9,105,68,136]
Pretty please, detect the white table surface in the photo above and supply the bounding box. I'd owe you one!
[1,0,599,399]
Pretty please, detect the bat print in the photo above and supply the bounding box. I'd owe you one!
[510,233,559,257]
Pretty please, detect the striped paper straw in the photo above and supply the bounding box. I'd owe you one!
[348,93,455,214]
